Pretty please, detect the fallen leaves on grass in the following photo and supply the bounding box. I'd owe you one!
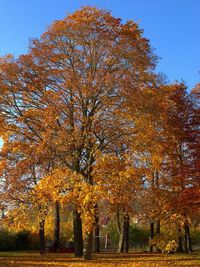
[0,253,200,267]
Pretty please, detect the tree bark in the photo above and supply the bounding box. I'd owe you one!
[118,231,124,253]
[94,214,100,253]
[116,210,123,253]
[186,224,192,252]
[177,227,184,253]
[83,231,93,260]
[104,234,109,252]
[39,219,46,255]
[184,223,188,253]
[123,213,130,253]
[184,223,192,253]
[155,219,161,253]
[149,222,154,252]
[53,201,60,251]
[73,210,83,257]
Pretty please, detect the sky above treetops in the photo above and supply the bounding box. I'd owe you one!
[0,0,199,89]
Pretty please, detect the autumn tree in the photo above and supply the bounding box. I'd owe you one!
[0,53,67,253]
[0,7,199,258]
[0,7,157,259]
[93,154,141,253]
[140,83,197,253]
[1,6,187,260]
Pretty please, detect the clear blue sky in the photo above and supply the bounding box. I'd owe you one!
[0,0,199,90]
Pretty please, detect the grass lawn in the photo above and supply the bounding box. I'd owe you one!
[0,252,200,267]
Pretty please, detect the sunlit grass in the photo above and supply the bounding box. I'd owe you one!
[0,252,200,267]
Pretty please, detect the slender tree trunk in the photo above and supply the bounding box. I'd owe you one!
[184,223,192,253]
[118,231,124,253]
[104,234,109,252]
[177,227,184,252]
[73,210,83,257]
[39,219,46,255]
[155,219,161,253]
[184,223,189,253]
[116,210,123,253]
[94,214,100,253]
[53,201,60,251]
[149,222,154,252]
[123,213,130,253]
[186,224,192,252]
[83,231,93,260]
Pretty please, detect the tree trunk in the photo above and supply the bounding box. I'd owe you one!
[149,222,154,252]
[118,231,124,253]
[155,219,161,253]
[73,210,83,257]
[123,213,130,253]
[184,223,192,253]
[39,219,46,255]
[83,231,93,260]
[186,224,192,252]
[53,201,60,251]
[184,223,188,253]
[104,234,109,252]
[116,210,123,253]
[177,227,184,252]
[94,214,100,253]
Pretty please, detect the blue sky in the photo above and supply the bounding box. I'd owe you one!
[0,0,199,90]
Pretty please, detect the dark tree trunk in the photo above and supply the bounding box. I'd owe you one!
[83,231,93,260]
[53,201,60,251]
[119,213,129,253]
[149,222,154,252]
[123,213,130,253]
[184,223,192,253]
[177,227,184,252]
[184,223,189,253]
[94,214,100,253]
[155,219,161,253]
[73,210,83,257]
[39,219,46,255]
[186,224,192,252]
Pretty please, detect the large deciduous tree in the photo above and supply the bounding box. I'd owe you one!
[0,7,198,259]
[0,6,157,260]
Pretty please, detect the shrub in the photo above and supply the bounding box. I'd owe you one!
[165,240,178,254]
[151,234,178,254]
[15,230,31,250]
[0,230,16,251]
[103,222,149,251]
[0,229,39,251]
[129,224,149,248]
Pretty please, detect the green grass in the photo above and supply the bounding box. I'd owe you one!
[0,252,200,267]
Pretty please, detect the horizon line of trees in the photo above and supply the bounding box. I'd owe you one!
[0,7,199,260]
